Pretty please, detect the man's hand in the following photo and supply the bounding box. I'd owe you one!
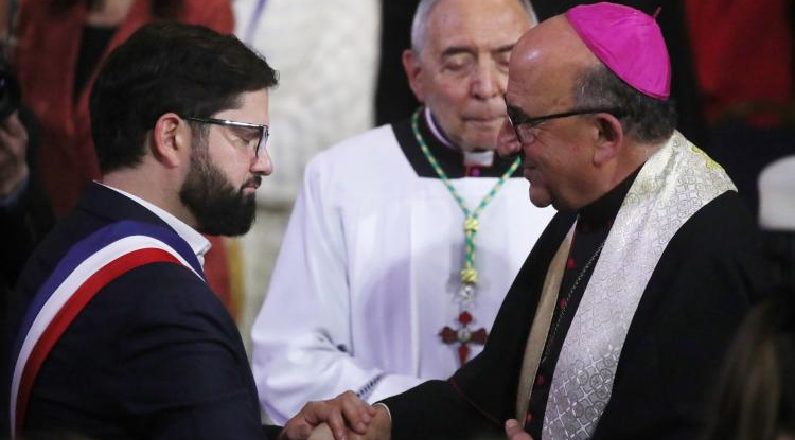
[505,419,533,440]
[305,404,391,440]
[0,112,30,197]
[280,391,376,440]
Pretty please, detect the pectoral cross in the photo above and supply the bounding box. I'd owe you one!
[440,311,489,366]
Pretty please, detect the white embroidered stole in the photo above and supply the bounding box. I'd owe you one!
[542,132,735,439]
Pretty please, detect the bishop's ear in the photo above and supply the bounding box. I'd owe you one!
[151,113,188,168]
[592,112,624,165]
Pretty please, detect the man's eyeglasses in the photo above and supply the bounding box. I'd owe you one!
[506,104,624,144]
[183,116,269,158]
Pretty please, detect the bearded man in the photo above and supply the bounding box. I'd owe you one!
[3,23,282,439]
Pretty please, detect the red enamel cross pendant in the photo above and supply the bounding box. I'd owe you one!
[440,311,489,366]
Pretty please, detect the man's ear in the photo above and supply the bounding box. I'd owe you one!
[151,113,188,169]
[402,49,426,103]
[592,113,624,165]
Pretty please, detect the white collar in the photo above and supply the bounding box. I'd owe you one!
[97,182,211,268]
[424,107,495,167]
[424,107,456,149]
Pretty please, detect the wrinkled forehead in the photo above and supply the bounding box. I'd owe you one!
[422,0,532,56]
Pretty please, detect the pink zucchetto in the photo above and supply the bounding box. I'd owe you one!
[565,2,671,100]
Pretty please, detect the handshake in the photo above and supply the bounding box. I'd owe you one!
[278,391,388,440]
[277,391,534,440]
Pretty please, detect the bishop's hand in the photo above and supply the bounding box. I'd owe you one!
[279,391,378,440]
[505,419,534,440]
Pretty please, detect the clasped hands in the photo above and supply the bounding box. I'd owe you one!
[278,391,385,440]
[277,390,534,440]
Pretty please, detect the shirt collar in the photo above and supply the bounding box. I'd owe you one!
[392,109,521,178]
[425,107,498,168]
[97,182,211,267]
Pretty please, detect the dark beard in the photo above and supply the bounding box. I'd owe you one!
[179,147,258,236]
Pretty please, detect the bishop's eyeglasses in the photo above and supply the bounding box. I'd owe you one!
[506,102,625,144]
[183,116,269,158]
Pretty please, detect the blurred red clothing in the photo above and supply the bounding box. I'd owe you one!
[686,0,793,126]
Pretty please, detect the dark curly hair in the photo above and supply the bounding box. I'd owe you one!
[89,22,278,173]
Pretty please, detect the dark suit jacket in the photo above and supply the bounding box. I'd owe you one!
[384,191,770,440]
[3,183,273,439]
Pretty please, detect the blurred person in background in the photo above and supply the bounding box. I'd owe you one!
[702,288,795,440]
[3,23,282,439]
[0,48,54,347]
[700,131,795,440]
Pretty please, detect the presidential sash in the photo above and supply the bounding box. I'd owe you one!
[8,220,205,438]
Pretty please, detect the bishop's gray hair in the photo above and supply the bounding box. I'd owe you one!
[409,0,538,53]
[572,64,676,143]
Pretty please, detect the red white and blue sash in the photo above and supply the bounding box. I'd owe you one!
[8,220,205,438]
